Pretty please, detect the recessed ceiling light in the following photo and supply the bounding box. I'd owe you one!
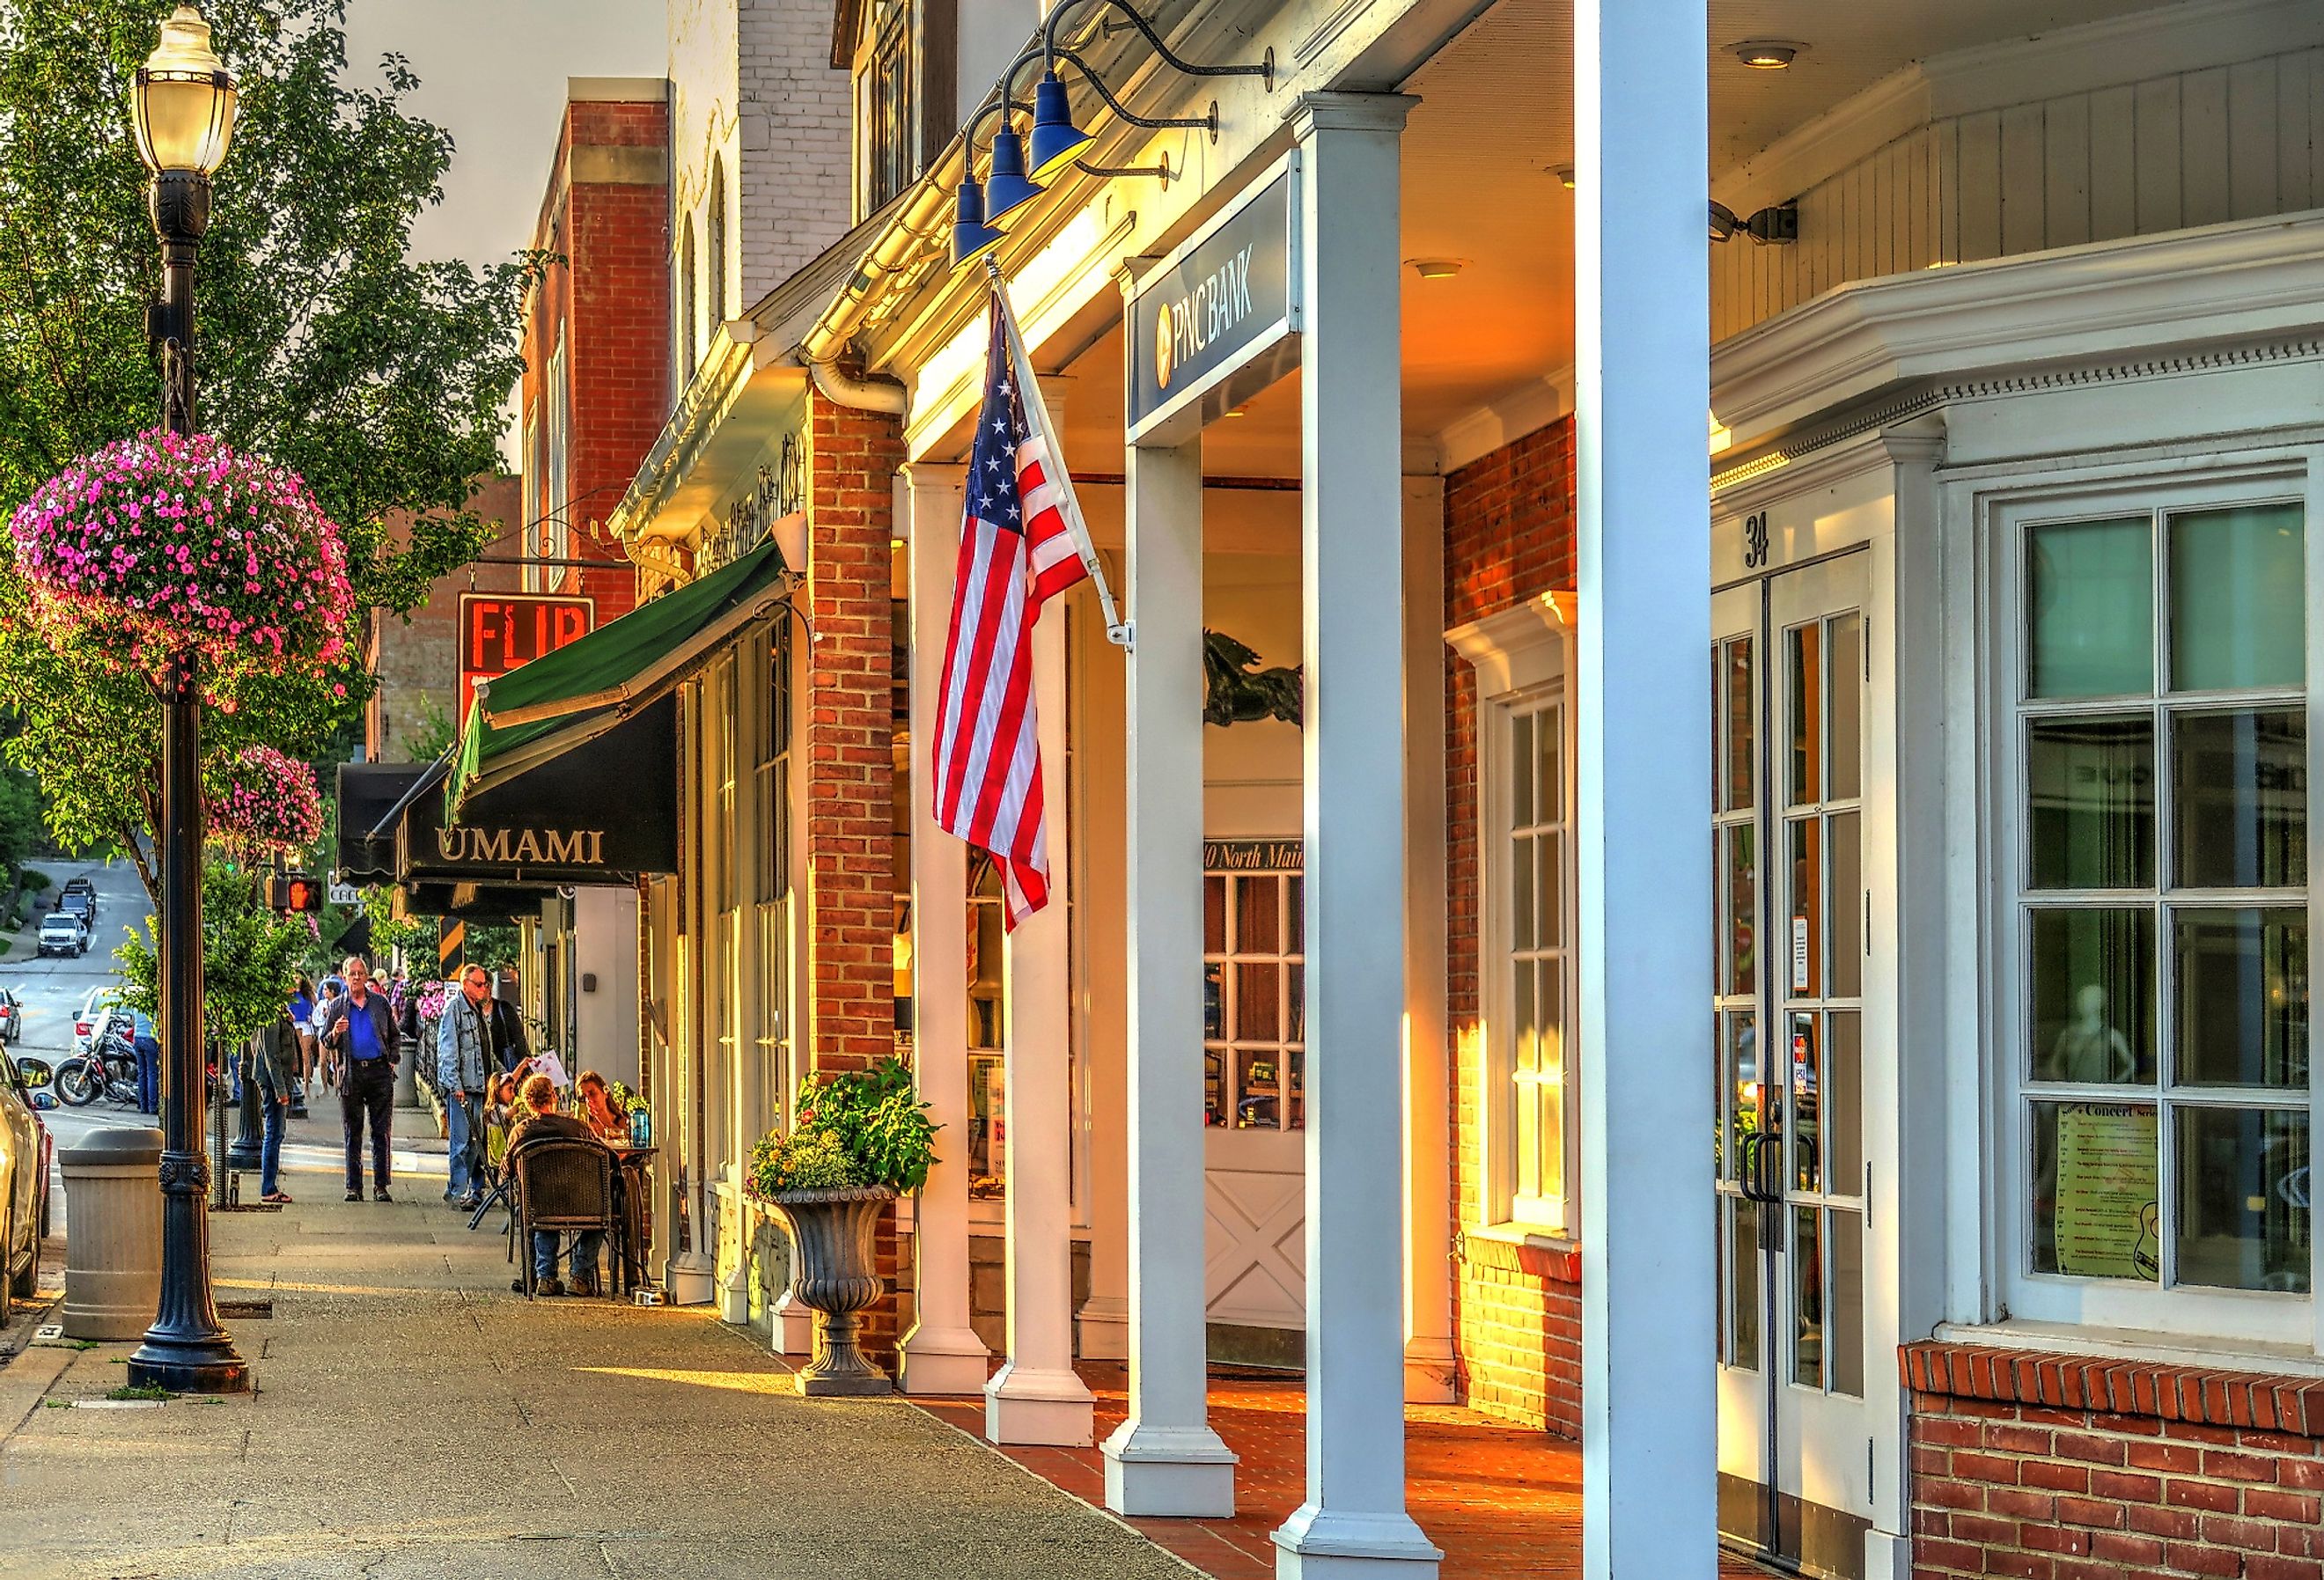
[1408,258,1467,280]
[1551,165,1575,189]
[1731,40,1804,69]
[1224,407,1248,419]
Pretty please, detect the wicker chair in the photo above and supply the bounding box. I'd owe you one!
[511,1138,618,1299]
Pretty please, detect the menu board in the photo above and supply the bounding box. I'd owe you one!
[2054,1104,2159,1280]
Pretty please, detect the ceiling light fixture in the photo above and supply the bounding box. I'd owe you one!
[1408,258,1466,280]
[1730,40,1804,70]
[1551,164,1575,189]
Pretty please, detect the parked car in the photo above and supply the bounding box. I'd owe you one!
[73,988,122,1051]
[60,877,95,915]
[0,988,24,1044]
[37,913,86,959]
[0,1046,49,1321]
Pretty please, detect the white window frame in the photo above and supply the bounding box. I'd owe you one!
[1451,595,1580,1240]
[1982,454,2324,1351]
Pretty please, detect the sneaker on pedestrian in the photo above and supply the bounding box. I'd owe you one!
[537,1277,566,1297]
[344,1189,362,1202]
[261,1191,292,1204]
[372,1187,393,1203]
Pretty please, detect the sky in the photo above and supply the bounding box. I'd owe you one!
[341,0,666,467]
[343,0,666,270]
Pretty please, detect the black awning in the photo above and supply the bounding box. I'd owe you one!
[336,764,430,884]
[400,694,677,886]
[396,881,552,922]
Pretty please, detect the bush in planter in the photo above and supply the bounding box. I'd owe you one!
[744,1056,938,1396]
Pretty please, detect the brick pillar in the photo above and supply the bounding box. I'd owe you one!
[801,388,904,1359]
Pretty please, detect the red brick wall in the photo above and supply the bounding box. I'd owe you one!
[1906,1341,2324,1580]
[519,94,668,625]
[1444,417,1578,1436]
[802,392,904,1359]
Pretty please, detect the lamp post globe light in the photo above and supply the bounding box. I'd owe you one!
[124,3,247,1396]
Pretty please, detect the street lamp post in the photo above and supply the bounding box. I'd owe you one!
[124,4,246,1395]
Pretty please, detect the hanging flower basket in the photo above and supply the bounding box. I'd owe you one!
[7,430,356,699]
[204,746,323,862]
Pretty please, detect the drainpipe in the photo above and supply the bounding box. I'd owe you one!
[807,355,908,415]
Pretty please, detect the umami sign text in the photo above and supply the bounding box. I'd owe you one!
[435,826,607,867]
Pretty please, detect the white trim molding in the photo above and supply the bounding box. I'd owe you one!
[1433,367,1575,477]
[1445,592,1574,700]
[1710,210,2324,449]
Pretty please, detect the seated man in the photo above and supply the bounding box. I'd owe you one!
[504,1073,610,1297]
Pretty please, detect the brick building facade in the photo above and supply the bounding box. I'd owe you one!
[518,79,671,622]
[1443,417,1582,1436]
[365,474,523,761]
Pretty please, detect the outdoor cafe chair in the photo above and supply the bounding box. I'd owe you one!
[511,1137,620,1300]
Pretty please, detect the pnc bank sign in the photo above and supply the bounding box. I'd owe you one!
[1127,162,1298,443]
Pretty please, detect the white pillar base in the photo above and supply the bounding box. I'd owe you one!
[1401,1339,1457,1405]
[1103,1421,1239,1517]
[984,1361,1096,1446]
[717,1265,752,1326]
[1272,1507,1443,1578]
[898,1323,991,1395]
[1077,1295,1129,1362]
[666,1252,717,1307]
[771,1287,814,1356]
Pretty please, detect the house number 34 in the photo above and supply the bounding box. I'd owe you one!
[1743,511,1770,569]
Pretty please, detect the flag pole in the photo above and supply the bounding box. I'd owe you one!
[984,256,1132,650]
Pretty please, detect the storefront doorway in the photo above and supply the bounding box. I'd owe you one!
[1712,552,1875,1578]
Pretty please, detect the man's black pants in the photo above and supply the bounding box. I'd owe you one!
[341,1060,395,1194]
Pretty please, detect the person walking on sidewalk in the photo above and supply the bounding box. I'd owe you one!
[437,966,496,1210]
[250,1009,298,1204]
[320,955,400,1202]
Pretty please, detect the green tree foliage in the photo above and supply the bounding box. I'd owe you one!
[461,920,519,971]
[0,1,535,898]
[117,858,307,1051]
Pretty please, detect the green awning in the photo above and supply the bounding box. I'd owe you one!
[448,540,793,811]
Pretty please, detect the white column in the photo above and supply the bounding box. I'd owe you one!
[1273,92,1438,1580]
[1574,1,1715,1576]
[1401,474,1456,1406]
[1077,601,1132,1364]
[899,462,991,1395]
[986,382,1098,1444]
[1102,433,1237,1516]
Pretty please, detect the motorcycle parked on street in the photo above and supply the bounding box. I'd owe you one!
[54,1021,141,1108]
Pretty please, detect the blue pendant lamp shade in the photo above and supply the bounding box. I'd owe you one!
[952,174,1004,268]
[1026,71,1092,180]
[984,127,1045,228]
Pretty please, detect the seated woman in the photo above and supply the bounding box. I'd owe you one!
[504,1073,609,1297]
[481,1070,520,1179]
[575,1069,629,1143]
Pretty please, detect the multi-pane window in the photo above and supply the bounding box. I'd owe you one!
[859,0,914,214]
[706,158,728,328]
[2016,500,2311,1299]
[966,855,1006,1198]
[1712,632,1760,1371]
[1503,693,1570,1230]
[754,630,791,1128]
[679,218,698,378]
[1203,863,1306,1131]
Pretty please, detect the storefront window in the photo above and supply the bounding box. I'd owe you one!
[1202,854,1305,1132]
[2018,500,2312,1297]
[1505,693,1570,1230]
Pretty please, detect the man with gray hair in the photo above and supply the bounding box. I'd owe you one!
[320,955,401,1202]
[436,965,497,1210]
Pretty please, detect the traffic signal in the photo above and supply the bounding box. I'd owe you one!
[270,874,323,913]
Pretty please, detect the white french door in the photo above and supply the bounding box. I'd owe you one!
[1714,553,1875,1578]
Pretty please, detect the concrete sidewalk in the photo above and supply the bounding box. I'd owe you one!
[0,1142,1195,1578]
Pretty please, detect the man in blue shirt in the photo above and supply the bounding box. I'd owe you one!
[320,955,401,1202]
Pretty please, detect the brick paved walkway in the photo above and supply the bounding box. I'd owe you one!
[918,1363,1774,1578]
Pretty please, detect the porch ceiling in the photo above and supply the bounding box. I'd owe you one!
[1044,0,2198,482]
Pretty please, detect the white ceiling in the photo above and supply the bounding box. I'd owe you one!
[1056,0,2206,479]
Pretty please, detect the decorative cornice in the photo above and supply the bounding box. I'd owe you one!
[1434,366,1573,477]
[1712,210,2324,450]
[1445,593,1572,700]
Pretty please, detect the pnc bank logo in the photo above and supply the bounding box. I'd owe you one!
[1151,242,1256,393]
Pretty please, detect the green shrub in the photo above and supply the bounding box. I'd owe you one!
[745,1056,938,1197]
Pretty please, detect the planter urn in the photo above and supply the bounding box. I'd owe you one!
[766,1185,896,1396]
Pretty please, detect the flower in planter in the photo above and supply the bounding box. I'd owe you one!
[8,430,355,701]
[744,1055,939,1198]
[202,746,322,862]
[415,978,450,1021]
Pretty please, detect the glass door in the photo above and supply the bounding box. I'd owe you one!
[1715,553,1874,1578]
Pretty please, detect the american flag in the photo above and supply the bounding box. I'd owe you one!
[930,297,1092,926]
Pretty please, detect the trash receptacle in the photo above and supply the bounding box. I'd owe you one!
[59,1126,162,1341]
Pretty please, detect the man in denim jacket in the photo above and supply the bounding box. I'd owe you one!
[436,966,496,1209]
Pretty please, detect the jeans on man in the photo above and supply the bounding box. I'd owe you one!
[134,1037,159,1115]
[445,1091,483,1201]
[340,1059,395,1194]
[532,1229,606,1288]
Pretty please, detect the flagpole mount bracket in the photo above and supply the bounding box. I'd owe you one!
[1107,621,1134,650]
